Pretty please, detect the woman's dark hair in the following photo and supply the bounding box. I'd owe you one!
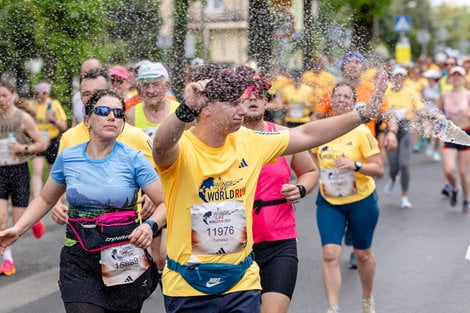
[0,81,17,94]
[331,82,357,103]
[84,89,125,116]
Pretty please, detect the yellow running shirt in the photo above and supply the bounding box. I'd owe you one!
[281,84,315,124]
[36,98,67,139]
[156,127,290,296]
[302,70,336,109]
[134,100,179,140]
[385,86,424,120]
[58,122,154,166]
[313,125,379,205]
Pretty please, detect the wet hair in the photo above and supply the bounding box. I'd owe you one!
[205,65,256,102]
[80,68,111,86]
[0,81,17,94]
[84,89,125,116]
[331,82,357,103]
[190,63,222,82]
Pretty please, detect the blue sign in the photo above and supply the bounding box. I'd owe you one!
[394,16,411,32]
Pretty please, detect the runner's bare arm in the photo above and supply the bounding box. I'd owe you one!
[20,111,47,153]
[153,80,210,168]
[0,178,65,252]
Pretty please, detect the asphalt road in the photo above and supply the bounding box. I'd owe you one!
[1,152,469,313]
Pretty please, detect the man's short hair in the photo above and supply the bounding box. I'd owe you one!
[80,68,111,86]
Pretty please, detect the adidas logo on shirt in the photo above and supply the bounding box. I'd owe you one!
[216,247,226,254]
[346,141,353,146]
[124,276,134,283]
[239,158,248,168]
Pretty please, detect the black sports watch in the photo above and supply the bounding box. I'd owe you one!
[143,219,160,237]
[354,161,363,172]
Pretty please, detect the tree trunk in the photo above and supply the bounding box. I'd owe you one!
[351,5,373,53]
[248,0,273,74]
[303,0,314,71]
[171,0,188,102]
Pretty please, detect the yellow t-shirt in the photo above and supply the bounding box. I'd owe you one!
[405,78,428,94]
[36,99,67,139]
[385,86,424,120]
[281,84,315,123]
[302,70,336,109]
[58,122,154,166]
[312,125,379,205]
[156,127,290,296]
[271,74,292,92]
[361,67,378,83]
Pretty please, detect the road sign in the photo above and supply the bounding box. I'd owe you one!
[394,16,411,32]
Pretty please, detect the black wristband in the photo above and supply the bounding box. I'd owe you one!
[143,219,160,237]
[175,100,201,123]
[296,184,307,199]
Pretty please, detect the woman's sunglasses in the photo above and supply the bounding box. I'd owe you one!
[92,106,125,119]
[111,76,125,85]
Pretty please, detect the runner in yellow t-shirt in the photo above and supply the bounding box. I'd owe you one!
[302,56,336,111]
[152,66,389,312]
[281,71,315,127]
[126,62,179,141]
[32,82,68,202]
[311,82,383,313]
[383,67,425,209]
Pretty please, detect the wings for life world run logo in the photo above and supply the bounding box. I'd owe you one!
[198,177,246,203]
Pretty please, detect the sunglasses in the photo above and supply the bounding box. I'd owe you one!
[111,76,125,85]
[92,106,125,119]
[445,63,456,66]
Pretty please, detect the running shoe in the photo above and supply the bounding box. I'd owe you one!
[432,152,441,162]
[384,179,395,196]
[32,220,46,239]
[0,260,16,276]
[349,252,357,269]
[401,197,412,208]
[450,190,458,207]
[441,184,452,198]
[362,297,376,313]
[463,200,469,214]
[412,143,421,153]
[326,306,339,313]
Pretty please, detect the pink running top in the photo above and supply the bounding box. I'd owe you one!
[252,122,297,243]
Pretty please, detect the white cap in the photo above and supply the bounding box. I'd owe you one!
[35,82,51,93]
[423,69,441,79]
[391,66,407,76]
[449,66,466,76]
[137,62,169,81]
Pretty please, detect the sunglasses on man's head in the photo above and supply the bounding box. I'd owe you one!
[92,106,125,119]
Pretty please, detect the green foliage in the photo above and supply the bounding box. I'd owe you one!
[105,0,163,62]
[0,1,38,72]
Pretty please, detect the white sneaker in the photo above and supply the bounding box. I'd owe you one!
[432,152,441,162]
[326,306,339,313]
[362,297,376,313]
[401,196,412,208]
[384,179,395,196]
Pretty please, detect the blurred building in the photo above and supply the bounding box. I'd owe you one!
[187,0,249,65]
[159,0,303,65]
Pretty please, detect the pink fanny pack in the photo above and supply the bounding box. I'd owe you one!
[67,210,139,253]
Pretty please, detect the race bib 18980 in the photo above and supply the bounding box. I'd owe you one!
[320,168,357,198]
[191,201,247,255]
